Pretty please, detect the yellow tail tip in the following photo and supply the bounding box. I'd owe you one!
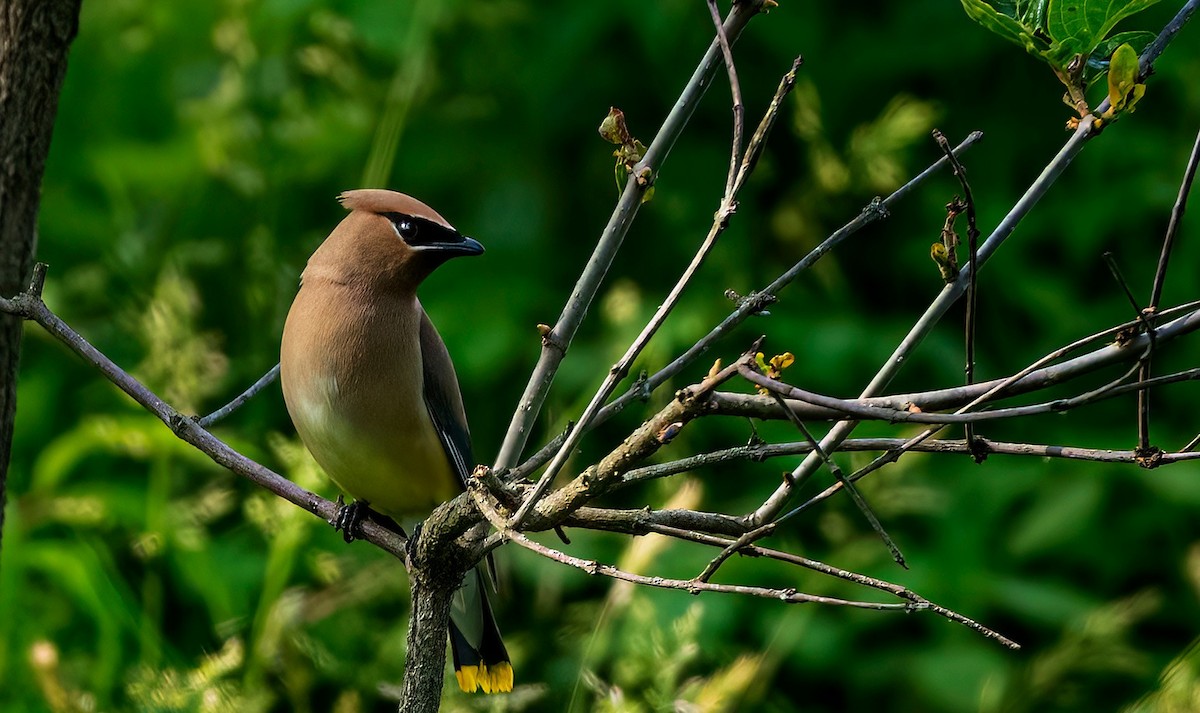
[455,662,514,694]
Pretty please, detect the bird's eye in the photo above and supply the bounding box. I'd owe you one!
[396,219,418,241]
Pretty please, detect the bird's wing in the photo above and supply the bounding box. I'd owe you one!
[420,308,501,589]
[419,309,473,488]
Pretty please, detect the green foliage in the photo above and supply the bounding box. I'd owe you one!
[960,0,1161,117]
[5,1,1200,711]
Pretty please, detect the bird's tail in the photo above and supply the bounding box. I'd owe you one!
[449,566,512,693]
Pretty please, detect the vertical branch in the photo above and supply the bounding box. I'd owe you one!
[751,119,1098,527]
[507,132,982,484]
[1147,125,1200,310]
[493,1,765,472]
[1133,126,1200,455]
[932,129,981,448]
[398,574,455,713]
[0,0,83,568]
[510,57,801,529]
[1102,252,1155,451]
[707,0,745,198]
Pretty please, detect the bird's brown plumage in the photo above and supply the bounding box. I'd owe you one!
[280,189,511,693]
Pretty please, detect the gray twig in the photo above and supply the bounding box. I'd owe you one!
[197,363,281,428]
[511,56,803,529]
[493,1,766,473]
[510,132,985,482]
[708,0,745,198]
[932,128,981,447]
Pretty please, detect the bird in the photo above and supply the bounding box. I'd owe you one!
[279,189,512,694]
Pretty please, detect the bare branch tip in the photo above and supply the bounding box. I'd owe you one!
[30,262,48,298]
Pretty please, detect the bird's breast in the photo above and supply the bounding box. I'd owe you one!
[280,286,460,517]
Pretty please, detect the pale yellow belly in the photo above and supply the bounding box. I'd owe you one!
[280,291,461,518]
[286,377,459,517]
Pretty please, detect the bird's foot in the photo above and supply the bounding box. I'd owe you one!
[404,520,424,560]
[331,495,369,543]
[331,496,408,544]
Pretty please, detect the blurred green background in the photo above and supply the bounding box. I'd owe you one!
[4,0,1200,710]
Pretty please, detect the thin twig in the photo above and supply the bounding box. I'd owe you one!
[493,1,766,472]
[1150,125,1199,307]
[1141,124,1200,454]
[781,362,1200,521]
[601,132,982,411]
[556,510,1017,648]
[709,300,1200,423]
[774,304,1200,512]
[932,129,980,447]
[197,363,280,428]
[750,5,1197,527]
[1135,0,1199,81]
[1149,124,1200,309]
[516,355,752,530]
[739,359,1199,427]
[752,120,1096,526]
[0,268,408,558]
[767,390,906,569]
[510,132,985,480]
[648,522,1019,647]
[511,57,803,529]
[1102,252,1149,323]
[618,436,1198,484]
[707,0,745,198]
[515,524,907,608]
[1103,250,1157,452]
[470,477,912,610]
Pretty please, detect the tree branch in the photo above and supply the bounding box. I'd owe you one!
[197,363,280,428]
[0,269,409,559]
[493,0,768,471]
[507,131,985,484]
[513,55,803,529]
[0,0,82,575]
[750,5,1198,527]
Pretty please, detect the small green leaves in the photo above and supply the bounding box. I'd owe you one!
[931,242,956,283]
[1045,0,1160,63]
[754,351,794,394]
[1104,42,1146,117]
[960,0,1049,55]
[598,106,630,145]
[932,197,965,283]
[960,0,1160,120]
[599,107,652,201]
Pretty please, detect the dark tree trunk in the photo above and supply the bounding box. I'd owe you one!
[0,0,82,564]
[400,573,455,712]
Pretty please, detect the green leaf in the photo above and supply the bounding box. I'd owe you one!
[1045,0,1161,58]
[960,0,1049,54]
[1106,42,1145,112]
[1087,29,1156,67]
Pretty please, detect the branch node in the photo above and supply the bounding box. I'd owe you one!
[656,421,685,444]
[726,289,776,317]
[538,324,567,352]
[969,437,991,464]
[167,410,190,436]
[862,196,890,220]
[1135,445,1165,468]
[29,262,48,298]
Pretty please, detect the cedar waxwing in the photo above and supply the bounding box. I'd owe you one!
[279,189,512,694]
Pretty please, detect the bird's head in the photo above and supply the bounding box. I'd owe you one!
[304,189,484,291]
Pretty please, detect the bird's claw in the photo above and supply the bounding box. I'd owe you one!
[331,495,369,543]
[404,520,425,559]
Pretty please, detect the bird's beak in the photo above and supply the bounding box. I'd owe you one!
[417,235,485,257]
